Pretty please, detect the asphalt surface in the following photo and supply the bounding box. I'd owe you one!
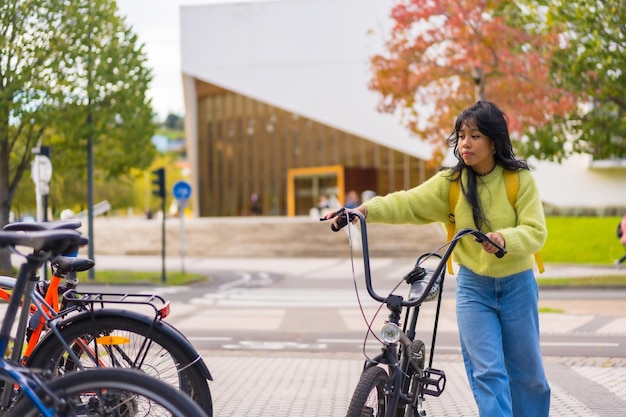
[86,255,626,417]
[9,253,625,416]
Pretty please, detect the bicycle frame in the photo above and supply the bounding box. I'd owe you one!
[331,210,505,417]
[0,254,175,414]
[2,220,214,414]
[0,225,214,417]
[0,230,84,416]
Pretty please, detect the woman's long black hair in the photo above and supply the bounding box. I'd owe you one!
[445,101,528,230]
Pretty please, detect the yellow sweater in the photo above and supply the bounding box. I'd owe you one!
[364,165,547,278]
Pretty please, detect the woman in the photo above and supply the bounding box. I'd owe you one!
[326,100,550,417]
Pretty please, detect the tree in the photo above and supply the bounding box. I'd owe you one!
[369,0,579,164]
[164,113,184,131]
[518,0,625,160]
[0,0,155,273]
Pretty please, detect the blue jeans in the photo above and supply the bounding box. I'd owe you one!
[456,266,550,417]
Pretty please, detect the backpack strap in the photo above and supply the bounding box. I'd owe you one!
[446,170,545,274]
[503,169,518,207]
[502,170,545,273]
[447,174,461,274]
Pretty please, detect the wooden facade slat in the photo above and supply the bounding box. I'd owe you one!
[194,81,436,216]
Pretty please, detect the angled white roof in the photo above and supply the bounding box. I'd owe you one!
[180,0,437,160]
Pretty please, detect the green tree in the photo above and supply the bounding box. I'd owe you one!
[164,113,184,131]
[0,0,155,273]
[516,0,625,160]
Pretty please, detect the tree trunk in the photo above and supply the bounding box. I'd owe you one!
[472,65,486,102]
[0,203,13,275]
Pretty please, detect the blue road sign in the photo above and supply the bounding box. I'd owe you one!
[172,180,192,200]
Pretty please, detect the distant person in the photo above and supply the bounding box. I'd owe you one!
[251,193,262,215]
[345,190,360,209]
[615,211,626,268]
[361,190,376,203]
[316,195,330,216]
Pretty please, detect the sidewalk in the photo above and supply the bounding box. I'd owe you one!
[90,254,625,416]
[15,253,625,416]
[199,352,625,417]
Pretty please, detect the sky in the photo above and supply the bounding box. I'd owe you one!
[116,0,273,122]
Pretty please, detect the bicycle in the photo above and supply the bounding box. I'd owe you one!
[0,227,209,416]
[323,208,506,417]
[1,219,213,415]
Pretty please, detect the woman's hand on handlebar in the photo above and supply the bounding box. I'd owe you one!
[476,231,505,255]
[321,206,367,231]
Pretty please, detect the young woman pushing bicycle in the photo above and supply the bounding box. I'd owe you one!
[325,100,550,417]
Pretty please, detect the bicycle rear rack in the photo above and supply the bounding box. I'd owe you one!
[62,290,171,320]
[422,368,446,397]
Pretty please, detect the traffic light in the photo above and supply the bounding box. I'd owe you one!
[152,168,165,199]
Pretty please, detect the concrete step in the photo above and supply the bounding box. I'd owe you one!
[81,216,447,258]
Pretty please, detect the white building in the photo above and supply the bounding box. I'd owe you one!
[180,0,626,216]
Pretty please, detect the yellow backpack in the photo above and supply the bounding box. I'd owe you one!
[446,169,544,274]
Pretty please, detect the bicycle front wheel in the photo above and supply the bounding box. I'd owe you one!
[346,366,388,417]
[26,314,212,416]
[8,367,208,417]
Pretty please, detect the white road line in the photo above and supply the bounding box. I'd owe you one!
[192,288,380,308]
[218,272,252,291]
[186,336,233,342]
[541,342,619,348]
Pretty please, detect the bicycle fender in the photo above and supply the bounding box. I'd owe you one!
[27,308,213,381]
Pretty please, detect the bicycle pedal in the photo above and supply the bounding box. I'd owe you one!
[422,368,446,397]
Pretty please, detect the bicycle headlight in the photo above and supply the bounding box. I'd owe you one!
[380,323,401,344]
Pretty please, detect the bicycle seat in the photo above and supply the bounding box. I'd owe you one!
[52,256,95,273]
[0,229,85,256]
[3,219,82,232]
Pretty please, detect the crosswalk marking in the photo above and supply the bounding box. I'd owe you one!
[190,288,410,308]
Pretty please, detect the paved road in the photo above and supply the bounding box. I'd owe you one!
[12,253,624,416]
[80,255,626,417]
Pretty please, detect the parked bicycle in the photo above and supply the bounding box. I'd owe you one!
[323,208,506,417]
[1,219,213,416]
[0,227,209,416]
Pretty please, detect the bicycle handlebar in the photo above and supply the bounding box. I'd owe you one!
[321,208,507,307]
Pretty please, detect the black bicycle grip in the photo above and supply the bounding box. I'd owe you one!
[474,232,507,258]
[331,212,349,232]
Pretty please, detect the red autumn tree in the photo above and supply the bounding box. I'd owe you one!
[370,0,579,164]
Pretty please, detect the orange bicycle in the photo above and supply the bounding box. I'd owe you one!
[1,219,214,416]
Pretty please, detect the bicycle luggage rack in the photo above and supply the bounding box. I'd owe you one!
[61,290,171,319]
[422,367,446,397]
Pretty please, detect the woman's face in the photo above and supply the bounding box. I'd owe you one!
[458,121,495,175]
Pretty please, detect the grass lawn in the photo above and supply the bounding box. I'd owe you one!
[542,216,624,264]
[77,270,209,286]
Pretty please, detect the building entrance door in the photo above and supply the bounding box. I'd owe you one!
[287,166,344,216]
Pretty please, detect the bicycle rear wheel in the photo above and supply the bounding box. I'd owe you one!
[8,367,208,417]
[346,366,388,417]
[26,315,212,416]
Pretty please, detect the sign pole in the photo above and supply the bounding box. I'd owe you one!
[172,181,192,275]
[179,200,187,274]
